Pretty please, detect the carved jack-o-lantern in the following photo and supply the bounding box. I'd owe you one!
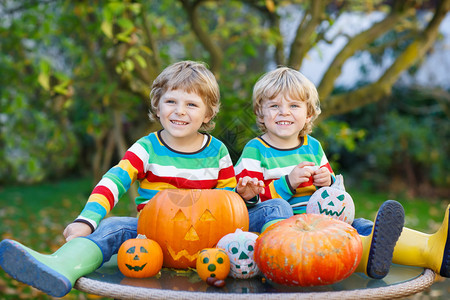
[216,229,260,279]
[137,189,249,269]
[117,235,163,278]
[306,175,355,224]
[196,248,230,281]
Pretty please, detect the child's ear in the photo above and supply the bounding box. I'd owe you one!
[257,115,265,124]
[203,114,212,124]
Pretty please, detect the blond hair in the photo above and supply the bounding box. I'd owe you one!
[253,67,321,137]
[149,61,220,131]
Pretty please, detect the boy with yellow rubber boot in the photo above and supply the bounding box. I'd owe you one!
[235,66,450,280]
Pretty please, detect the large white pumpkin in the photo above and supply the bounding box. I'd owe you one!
[216,229,260,279]
[306,175,355,224]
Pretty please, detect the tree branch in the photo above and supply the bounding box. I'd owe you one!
[288,0,330,69]
[140,2,162,72]
[319,0,450,120]
[180,0,223,76]
[317,5,414,101]
[269,9,285,65]
[246,0,285,65]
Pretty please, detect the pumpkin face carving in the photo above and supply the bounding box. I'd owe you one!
[196,248,230,281]
[117,235,163,278]
[216,229,260,279]
[306,175,355,224]
[137,189,249,269]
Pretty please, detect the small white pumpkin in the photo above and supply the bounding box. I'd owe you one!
[216,229,260,279]
[306,175,355,224]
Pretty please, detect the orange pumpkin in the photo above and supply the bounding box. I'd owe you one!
[196,248,230,281]
[117,235,163,278]
[255,214,362,286]
[137,189,249,269]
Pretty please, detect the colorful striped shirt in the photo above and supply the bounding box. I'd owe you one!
[76,131,237,231]
[234,135,335,214]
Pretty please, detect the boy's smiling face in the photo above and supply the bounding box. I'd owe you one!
[259,93,311,148]
[157,89,211,147]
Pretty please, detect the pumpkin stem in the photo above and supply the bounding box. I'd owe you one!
[332,174,346,191]
[137,234,147,239]
[296,218,312,231]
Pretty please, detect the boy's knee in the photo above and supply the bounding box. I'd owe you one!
[268,199,293,218]
[96,217,138,234]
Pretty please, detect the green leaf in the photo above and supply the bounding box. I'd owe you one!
[106,2,126,15]
[124,59,134,71]
[38,60,51,91]
[129,3,142,14]
[134,55,147,68]
[117,18,134,31]
[38,72,50,91]
[101,20,113,38]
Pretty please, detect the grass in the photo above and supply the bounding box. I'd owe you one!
[349,185,449,233]
[0,176,448,299]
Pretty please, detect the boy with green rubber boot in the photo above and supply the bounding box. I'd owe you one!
[0,61,264,297]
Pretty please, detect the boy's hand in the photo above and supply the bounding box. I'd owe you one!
[236,176,265,201]
[63,222,92,242]
[312,166,332,187]
[288,161,316,189]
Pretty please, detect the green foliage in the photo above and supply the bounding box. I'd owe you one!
[312,120,366,171]
[337,86,449,191]
[0,0,448,197]
[0,1,144,184]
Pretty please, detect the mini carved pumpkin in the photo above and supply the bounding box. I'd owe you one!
[306,175,355,224]
[137,189,249,269]
[117,235,163,278]
[255,214,362,286]
[216,229,260,279]
[196,248,230,282]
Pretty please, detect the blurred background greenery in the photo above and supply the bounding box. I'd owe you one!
[0,0,449,299]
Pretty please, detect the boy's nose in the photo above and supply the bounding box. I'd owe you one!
[175,105,186,115]
[279,105,290,115]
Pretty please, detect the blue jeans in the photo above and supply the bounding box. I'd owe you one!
[85,205,371,264]
[352,217,374,236]
[86,216,138,264]
[248,198,294,233]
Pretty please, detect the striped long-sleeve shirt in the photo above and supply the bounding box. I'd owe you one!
[75,131,236,231]
[234,135,335,214]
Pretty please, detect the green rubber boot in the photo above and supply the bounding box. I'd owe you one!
[0,238,103,297]
[261,218,284,233]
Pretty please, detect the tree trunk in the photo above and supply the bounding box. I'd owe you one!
[181,0,223,77]
[288,0,329,69]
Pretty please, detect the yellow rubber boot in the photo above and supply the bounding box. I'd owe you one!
[355,200,405,279]
[391,204,449,277]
